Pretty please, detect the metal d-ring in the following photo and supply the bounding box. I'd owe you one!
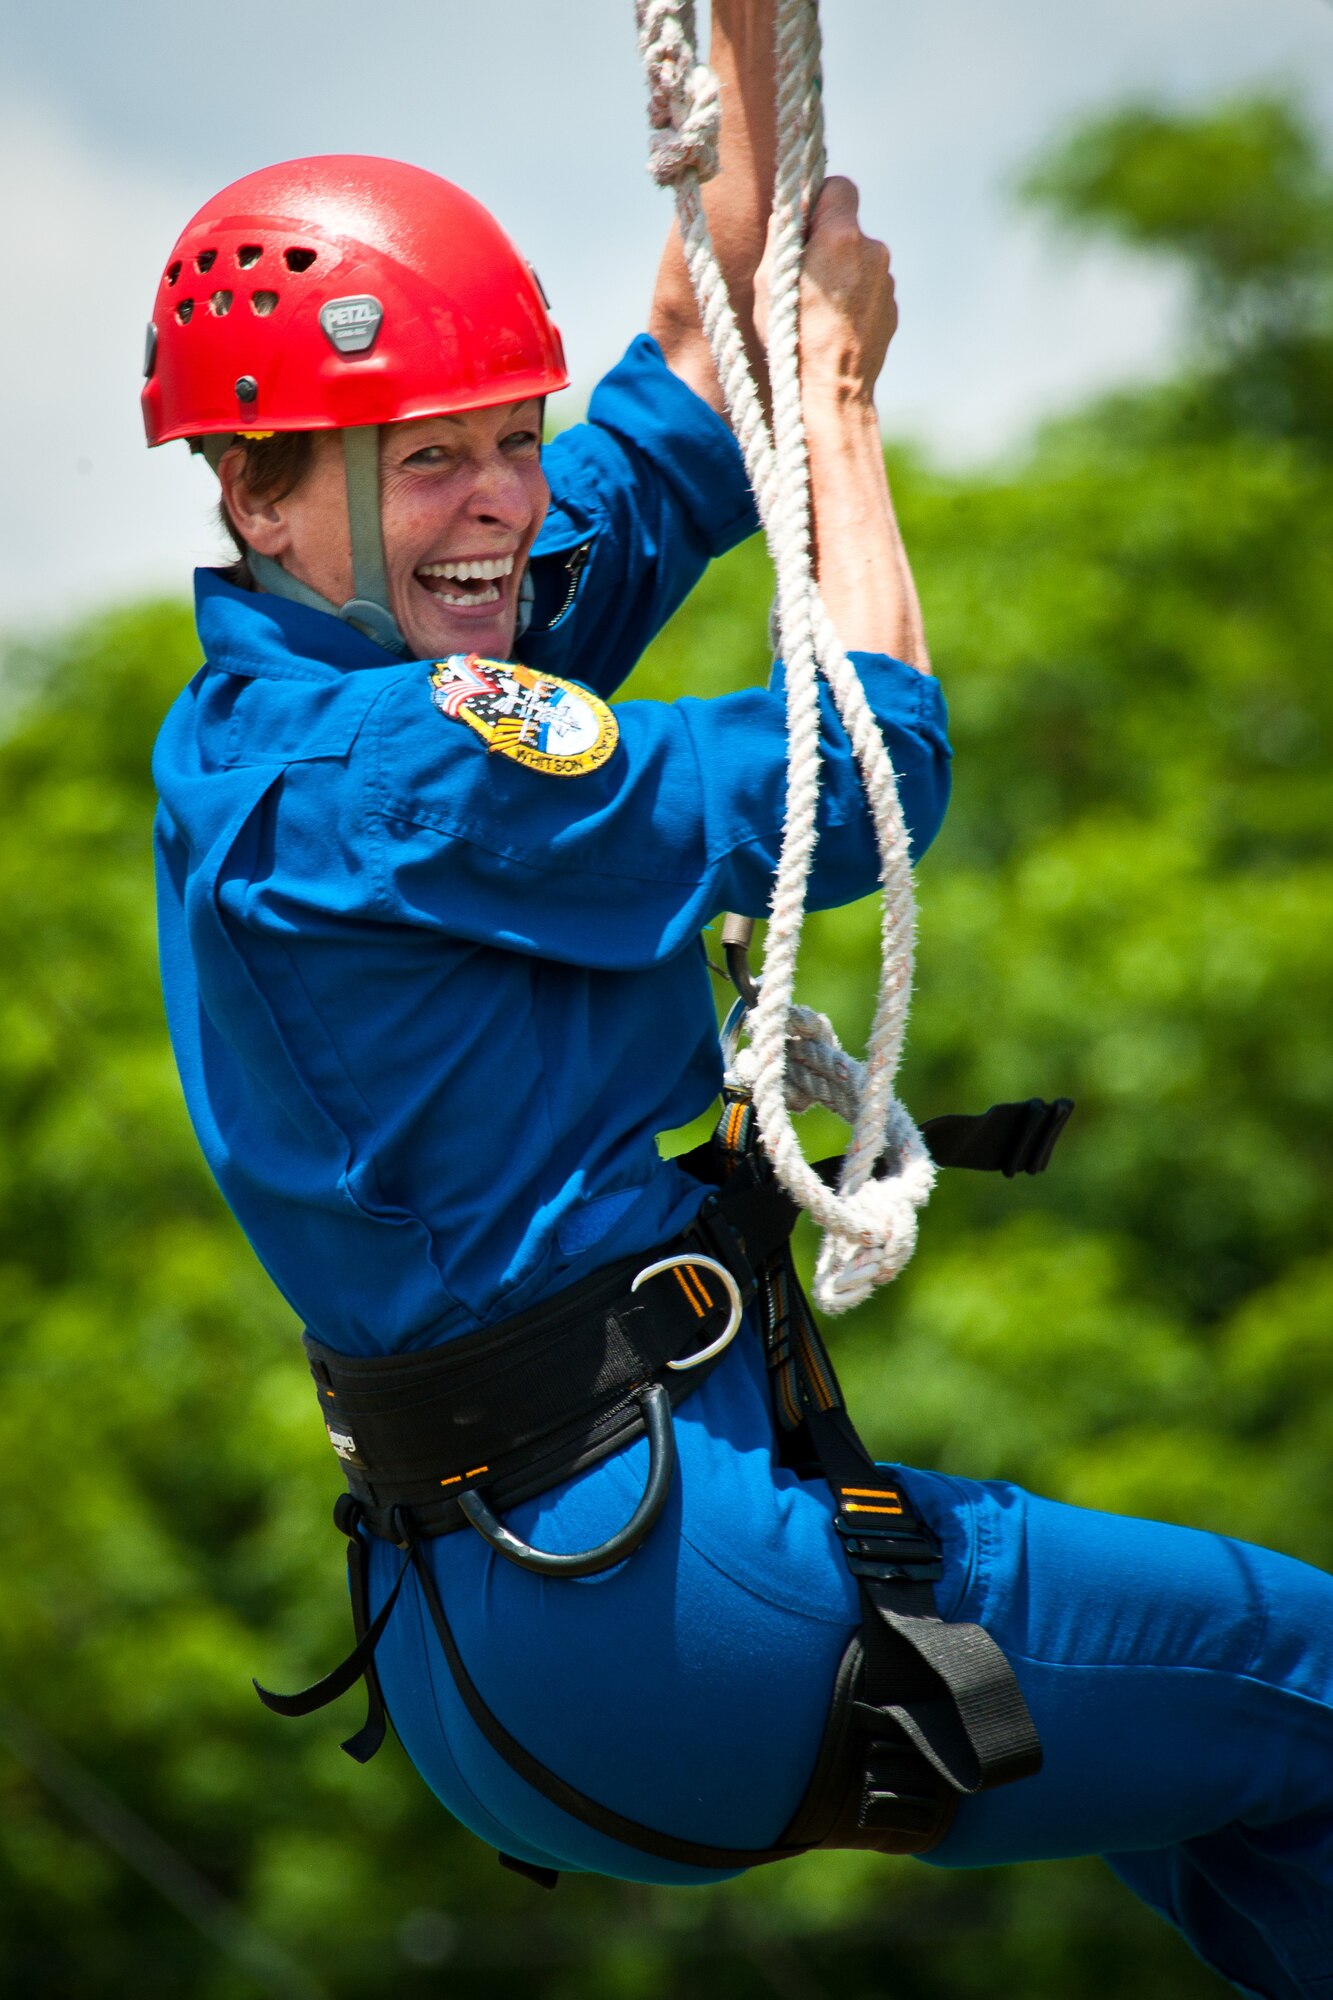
[456,1383,677,1579]
[631,1253,744,1372]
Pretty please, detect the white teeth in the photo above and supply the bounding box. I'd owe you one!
[417,554,515,583]
[431,584,501,607]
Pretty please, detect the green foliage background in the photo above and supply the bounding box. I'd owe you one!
[2,96,1329,1999]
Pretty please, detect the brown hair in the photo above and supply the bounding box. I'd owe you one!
[217,430,316,580]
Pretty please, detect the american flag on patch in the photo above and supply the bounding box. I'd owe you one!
[429,654,502,718]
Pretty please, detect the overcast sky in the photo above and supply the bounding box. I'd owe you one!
[5,0,1330,630]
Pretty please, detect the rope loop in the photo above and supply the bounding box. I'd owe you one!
[638,0,932,1312]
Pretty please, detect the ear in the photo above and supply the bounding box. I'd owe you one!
[217,445,292,558]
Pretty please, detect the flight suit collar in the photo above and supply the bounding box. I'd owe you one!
[194,567,403,682]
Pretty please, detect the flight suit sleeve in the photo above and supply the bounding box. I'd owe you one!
[520,336,760,699]
[365,652,951,970]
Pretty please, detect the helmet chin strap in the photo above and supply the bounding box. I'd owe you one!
[207,428,409,657]
[331,426,409,655]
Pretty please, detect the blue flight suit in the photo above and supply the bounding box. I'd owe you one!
[154,336,1333,1999]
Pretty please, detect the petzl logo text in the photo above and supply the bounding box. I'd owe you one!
[319,296,384,355]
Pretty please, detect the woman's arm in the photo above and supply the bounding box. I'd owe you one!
[806,402,929,671]
[647,0,776,412]
[760,177,932,672]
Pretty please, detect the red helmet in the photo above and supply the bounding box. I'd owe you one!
[142,154,568,445]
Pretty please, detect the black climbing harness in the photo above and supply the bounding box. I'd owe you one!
[257,1092,1072,1885]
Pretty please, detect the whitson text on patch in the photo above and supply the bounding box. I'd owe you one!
[428,655,619,776]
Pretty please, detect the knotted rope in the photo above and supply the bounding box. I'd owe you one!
[636,0,934,1313]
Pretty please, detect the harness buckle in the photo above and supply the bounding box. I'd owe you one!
[833,1484,944,1584]
[630,1253,744,1371]
[838,1544,944,1585]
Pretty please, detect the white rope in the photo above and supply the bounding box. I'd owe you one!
[636,0,934,1312]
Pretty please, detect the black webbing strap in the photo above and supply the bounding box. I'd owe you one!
[713,1092,1044,1837]
[679,1095,1075,1250]
[921,1097,1073,1176]
[253,1493,409,1764]
[802,1402,1042,1808]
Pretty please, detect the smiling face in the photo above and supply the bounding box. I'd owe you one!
[219,398,549,661]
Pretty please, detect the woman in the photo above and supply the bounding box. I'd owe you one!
[147,14,1333,1991]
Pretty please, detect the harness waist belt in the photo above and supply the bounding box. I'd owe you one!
[304,1183,775,1542]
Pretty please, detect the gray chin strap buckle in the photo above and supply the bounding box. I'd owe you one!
[339,597,407,655]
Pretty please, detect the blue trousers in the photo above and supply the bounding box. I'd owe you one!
[919,1476,1333,1998]
[372,1352,1333,1998]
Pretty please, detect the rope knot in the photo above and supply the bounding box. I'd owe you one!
[812,1106,936,1315]
[636,0,722,187]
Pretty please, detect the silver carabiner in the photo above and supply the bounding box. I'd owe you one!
[631,1253,744,1371]
[719,993,750,1077]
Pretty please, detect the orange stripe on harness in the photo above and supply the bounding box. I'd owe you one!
[672,1266,707,1317]
[681,1263,713,1312]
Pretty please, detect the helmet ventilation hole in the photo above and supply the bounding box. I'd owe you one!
[175,298,194,324]
[250,291,279,316]
[210,290,234,315]
[237,244,263,269]
[166,260,182,287]
[195,249,217,274]
[284,247,317,272]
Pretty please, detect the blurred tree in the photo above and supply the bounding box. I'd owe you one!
[1024,96,1332,306]
[1021,92,1333,446]
[0,91,1327,2000]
